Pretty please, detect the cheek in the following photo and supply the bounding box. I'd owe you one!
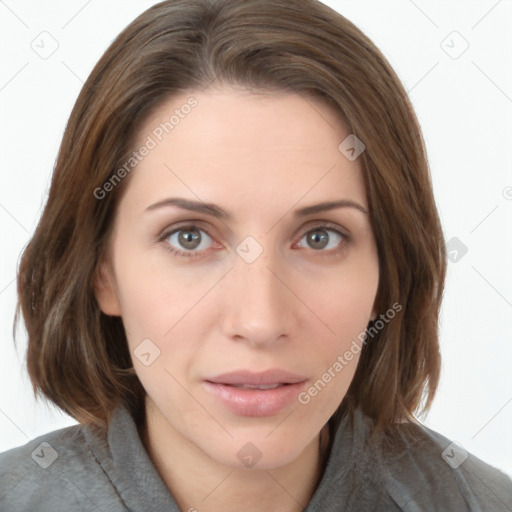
[299,256,378,398]
[111,237,213,341]
[110,243,223,392]
[308,256,379,341]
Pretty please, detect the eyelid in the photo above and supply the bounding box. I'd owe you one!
[292,219,350,240]
[158,219,219,241]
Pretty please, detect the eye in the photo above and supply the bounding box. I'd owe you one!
[295,226,348,254]
[159,223,349,259]
[161,225,214,258]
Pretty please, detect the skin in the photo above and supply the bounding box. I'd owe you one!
[94,86,380,512]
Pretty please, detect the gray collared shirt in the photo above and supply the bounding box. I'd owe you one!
[1,405,511,511]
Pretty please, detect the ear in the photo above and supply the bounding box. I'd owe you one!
[370,300,378,322]
[370,288,381,322]
[93,259,122,316]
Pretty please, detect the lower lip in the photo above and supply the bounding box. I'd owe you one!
[202,381,307,417]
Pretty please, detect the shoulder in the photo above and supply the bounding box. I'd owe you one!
[314,409,512,511]
[377,419,512,511]
[0,422,127,512]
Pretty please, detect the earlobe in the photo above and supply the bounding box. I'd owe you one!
[93,261,122,316]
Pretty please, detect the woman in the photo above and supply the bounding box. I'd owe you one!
[1,0,511,510]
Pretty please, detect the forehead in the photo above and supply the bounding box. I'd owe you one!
[123,87,368,215]
[136,87,348,157]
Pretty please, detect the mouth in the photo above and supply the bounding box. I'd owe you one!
[220,383,287,390]
[205,368,307,386]
[203,369,308,416]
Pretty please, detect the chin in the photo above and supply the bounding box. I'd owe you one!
[197,428,316,471]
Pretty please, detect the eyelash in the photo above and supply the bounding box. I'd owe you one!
[158,223,350,259]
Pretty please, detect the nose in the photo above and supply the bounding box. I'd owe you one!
[221,248,294,348]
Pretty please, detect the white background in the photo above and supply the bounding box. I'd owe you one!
[1,0,511,478]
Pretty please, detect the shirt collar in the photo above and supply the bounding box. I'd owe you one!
[84,403,379,511]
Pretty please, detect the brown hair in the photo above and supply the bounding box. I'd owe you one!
[15,0,446,433]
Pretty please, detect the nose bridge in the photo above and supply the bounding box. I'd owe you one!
[223,242,291,345]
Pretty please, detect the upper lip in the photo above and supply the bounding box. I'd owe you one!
[205,369,307,386]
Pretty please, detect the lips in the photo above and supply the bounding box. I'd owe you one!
[203,369,308,416]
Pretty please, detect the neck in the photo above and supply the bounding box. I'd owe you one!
[139,404,330,512]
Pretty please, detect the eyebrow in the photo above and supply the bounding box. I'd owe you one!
[144,197,368,218]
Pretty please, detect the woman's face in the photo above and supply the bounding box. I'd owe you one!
[95,87,379,469]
